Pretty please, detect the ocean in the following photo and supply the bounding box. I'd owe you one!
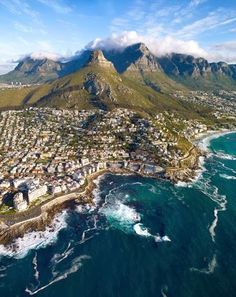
[0,132,236,297]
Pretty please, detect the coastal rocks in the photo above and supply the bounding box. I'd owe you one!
[0,201,74,246]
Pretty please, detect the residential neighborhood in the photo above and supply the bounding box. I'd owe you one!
[0,107,210,212]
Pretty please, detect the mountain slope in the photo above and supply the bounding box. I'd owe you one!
[22,50,212,121]
[103,43,186,94]
[0,57,64,84]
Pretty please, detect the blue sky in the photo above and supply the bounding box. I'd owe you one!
[0,0,236,73]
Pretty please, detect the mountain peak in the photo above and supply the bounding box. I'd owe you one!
[86,50,115,70]
[129,42,150,54]
[122,42,161,72]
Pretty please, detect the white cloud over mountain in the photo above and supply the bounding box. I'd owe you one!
[85,31,208,58]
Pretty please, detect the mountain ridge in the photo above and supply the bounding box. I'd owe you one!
[1,43,236,91]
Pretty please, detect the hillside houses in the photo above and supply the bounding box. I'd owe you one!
[0,107,199,212]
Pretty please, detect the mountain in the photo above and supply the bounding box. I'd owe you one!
[158,53,236,90]
[0,57,64,84]
[21,49,208,120]
[102,43,186,94]
[1,42,236,92]
[103,42,162,73]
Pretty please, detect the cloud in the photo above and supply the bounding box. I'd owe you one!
[37,0,72,14]
[14,22,33,33]
[0,63,16,75]
[85,31,208,58]
[177,12,236,38]
[190,0,207,7]
[208,41,236,63]
[16,51,63,62]
[0,0,38,19]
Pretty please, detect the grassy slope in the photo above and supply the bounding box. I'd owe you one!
[0,66,215,125]
[0,86,37,109]
[123,70,187,94]
[24,65,213,121]
[171,74,236,91]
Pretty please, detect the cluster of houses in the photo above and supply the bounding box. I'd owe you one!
[0,107,197,212]
[173,90,236,118]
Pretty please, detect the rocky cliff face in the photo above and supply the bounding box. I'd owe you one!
[103,42,162,73]
[86,50,116,70]
[1,42,236,90]
[83,72,115,100]
[0,57,63,84]
[158,53,236,79]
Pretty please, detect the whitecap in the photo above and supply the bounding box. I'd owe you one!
[101,201,141,228]
[133,223,171,243]
[133,223,152,237]
[219,174,236,180]
[216,152,236,161]
[175,181,191,188]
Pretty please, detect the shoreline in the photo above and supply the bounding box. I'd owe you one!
[194,129,236,151]
[1,129,236,246]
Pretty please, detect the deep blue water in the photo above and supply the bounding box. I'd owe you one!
[0,132,236,297]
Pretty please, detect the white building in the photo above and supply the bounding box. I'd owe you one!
[13,192,28,211]
[28,185,48,203]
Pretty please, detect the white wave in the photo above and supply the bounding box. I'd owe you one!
[161,286,168,297]
[79,215,99,244]
[101,201,141,227]
[133,223,152,237]
[75,204,92,213]
[32,253,40,283]
[197,130,236,152]
[194,176,227,243]
[0,210,68,259]
[51,242,74,266]
[175,181,192,188]
[190,254,217,274]
[25,255,91,295]
[217,161,236,175]
[154,235,171,243]
[133,223,171,243]
[216,152,236,161]
[175,155,207,188]
[220,174,236,180]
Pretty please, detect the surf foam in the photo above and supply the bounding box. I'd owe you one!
[133,223,171,242]
[25,255,91,295]
[0,210,68,259]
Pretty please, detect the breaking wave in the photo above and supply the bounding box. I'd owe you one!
[100,200,141,231]
[215,152,236,161]
[219,174,236,180]
[0,210,68,259]
[133,223,171,242]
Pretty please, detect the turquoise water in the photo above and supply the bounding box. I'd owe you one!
[0,132,236,297]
